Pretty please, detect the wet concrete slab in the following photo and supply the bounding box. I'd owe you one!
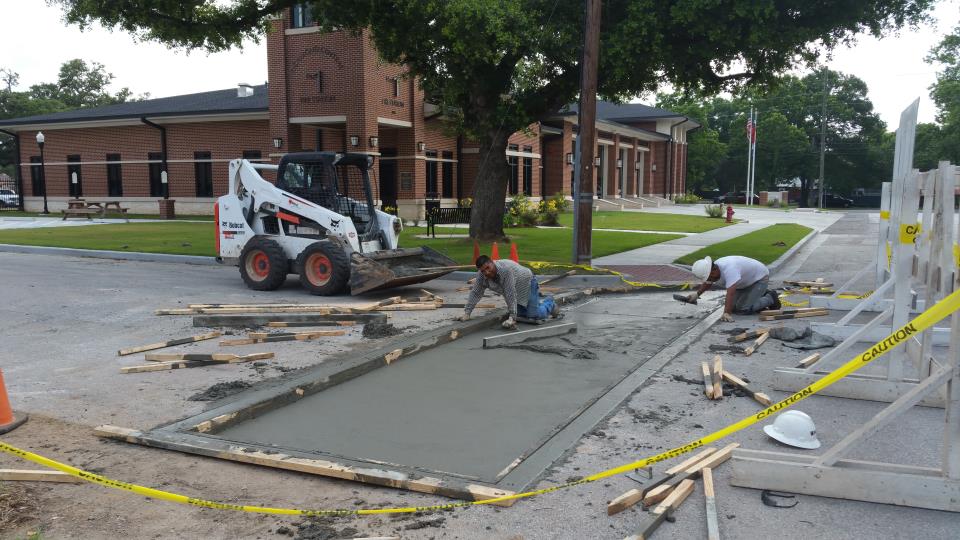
[213,294,709,485]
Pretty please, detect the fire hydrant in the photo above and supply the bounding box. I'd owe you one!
[725,204,735,223]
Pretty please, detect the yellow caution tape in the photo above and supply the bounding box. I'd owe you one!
[954,244,959,269]
[899,223,921,245]
[886,241,892,269]
[779,296,809,307]
[3,288,959,516]
[880,210,890,220]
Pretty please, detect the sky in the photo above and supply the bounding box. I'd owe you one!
[3,1,959,129]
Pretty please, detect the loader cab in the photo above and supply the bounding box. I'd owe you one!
[276,152,381,241]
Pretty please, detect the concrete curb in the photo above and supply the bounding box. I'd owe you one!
[0,243,219,266]
[767,228,820,276]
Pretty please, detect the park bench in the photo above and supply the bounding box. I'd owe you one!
[61,208,99,220]
[426,207,471,238]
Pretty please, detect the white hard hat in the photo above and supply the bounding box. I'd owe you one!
[692,256,713,281]
[763,410,821,449]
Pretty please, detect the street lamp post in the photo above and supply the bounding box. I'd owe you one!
[36,131,48,214]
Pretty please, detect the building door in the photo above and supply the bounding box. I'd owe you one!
[106,154,123,196]
[148,152,164,197]
[67,155,82,198]
[636,153,645,195]
[597,145,606,198]
[378,149,398,210]
[441,151,453,198]
[618,148,626,196]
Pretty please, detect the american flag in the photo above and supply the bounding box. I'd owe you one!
[746,117,756,144]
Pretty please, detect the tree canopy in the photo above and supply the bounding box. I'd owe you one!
[0,59,138,178]
[54,0,934,235]
[913,24,960,168]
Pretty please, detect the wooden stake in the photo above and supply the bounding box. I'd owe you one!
[796,352,822,368]
[711,355,723,399]
[609,447,717,515]
[642,443,739,507]
[701,362,714,399]
[117,331,222,356]
[539,269,577,286]
[743,332,769,356]
[727,327,769,343]
[702,468,720,540]
[721,371,773,406]
[783,280,834,288]
[626,479,695,540]
[0,469,83,483]
[759,310,828,321]
[374,303,438,311]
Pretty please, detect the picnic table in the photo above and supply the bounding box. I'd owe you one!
[62,199,129,220]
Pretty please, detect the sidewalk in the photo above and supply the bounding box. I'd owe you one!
[593,205,845,265]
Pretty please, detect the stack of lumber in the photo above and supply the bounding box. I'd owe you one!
[220,330,346,346]
[759,307,828,321]
[154,292,489,315]
[120,352,275,374]
[607,444,739,540]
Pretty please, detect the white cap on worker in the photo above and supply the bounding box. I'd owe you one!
[763,410,821,449]
[692,256,712,281]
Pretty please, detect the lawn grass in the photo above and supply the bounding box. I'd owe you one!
[0,222,679,265]
[400,226,681,268]
[0,222,215,256]
[674,223,812,265]
[556,211,730,233]
[0,210,214,221]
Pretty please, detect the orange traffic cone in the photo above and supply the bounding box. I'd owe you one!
[0,368,28,434]
[509,242,519,262]
[473,241,480,264]
[491,242,500,260]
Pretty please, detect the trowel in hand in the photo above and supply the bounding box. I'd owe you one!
[672,293,697,305]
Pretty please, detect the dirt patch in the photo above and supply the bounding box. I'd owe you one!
[628,405,677,430]
[291,521,359,540]
[362,320,402,339]
[403,517,446,530]
[0,483,39,532]
[187,380,253,401]
[672,374,703,386]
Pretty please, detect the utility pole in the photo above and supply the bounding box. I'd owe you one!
[750,109,757,205]
[744,106,752,205]
[572,0,601,265]
[817,71,828,210]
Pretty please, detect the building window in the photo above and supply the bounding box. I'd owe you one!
[441,151,453,198]
[315,129,323,151]
[391,77,400,97]
[148,152,164,197]
[425,150,438,197]
[194,151,213,197]
[106,154,123,197]
[508,144,519,196]
[308,71,323,94]
[290,3,314,28]
[522,146,533,196]
[29,156,42,196]
[67,155,82,198]
[242,150,262,161]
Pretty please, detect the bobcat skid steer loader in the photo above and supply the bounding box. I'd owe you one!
[215,152,457,295]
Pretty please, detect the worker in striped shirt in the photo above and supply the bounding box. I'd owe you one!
[459,255,560,329]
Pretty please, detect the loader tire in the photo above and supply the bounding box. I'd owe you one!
[298,241,350,295]
[239,236,288,291]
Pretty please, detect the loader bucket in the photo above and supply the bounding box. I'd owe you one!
[348,246,461,295]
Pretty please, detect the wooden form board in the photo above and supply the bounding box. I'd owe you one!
[727,328,768,343]
[641,443,738,507]
[117,331,221,356]
[608,447,717,515]
[721,371,772,406]
[93,425,518,507]
[625,479,695,540]
[702,467,720,540]
[759,310,827,321]
[743,332,768,356]
[0,469,83,483]
[711,356,723,399]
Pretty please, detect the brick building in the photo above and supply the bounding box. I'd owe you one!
[0,7,697,217]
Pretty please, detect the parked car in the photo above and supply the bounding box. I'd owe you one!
[696,189,723,203]
[0,188,18,208]
[721,191,760,205]
[822,193,854,208]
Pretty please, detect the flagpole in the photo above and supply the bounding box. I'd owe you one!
[750,110,757,206]
[744,106,752,206]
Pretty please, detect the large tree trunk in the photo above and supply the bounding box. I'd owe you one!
[799,177,811,208]
[469,132,511,240]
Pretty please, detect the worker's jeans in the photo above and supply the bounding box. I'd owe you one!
[733,277,774,314]
[516,277,556,319]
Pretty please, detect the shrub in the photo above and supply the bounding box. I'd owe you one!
[674,192,700,204]
[505,194,538,227]
[458,197,473,208]
[704,203,724,218]
[550,192,570,212]
[382,205,398,215]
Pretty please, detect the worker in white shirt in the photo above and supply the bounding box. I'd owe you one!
[686,255,780,321]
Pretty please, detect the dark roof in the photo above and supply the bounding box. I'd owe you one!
[0,84,268,127]
[563,101,692,123]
